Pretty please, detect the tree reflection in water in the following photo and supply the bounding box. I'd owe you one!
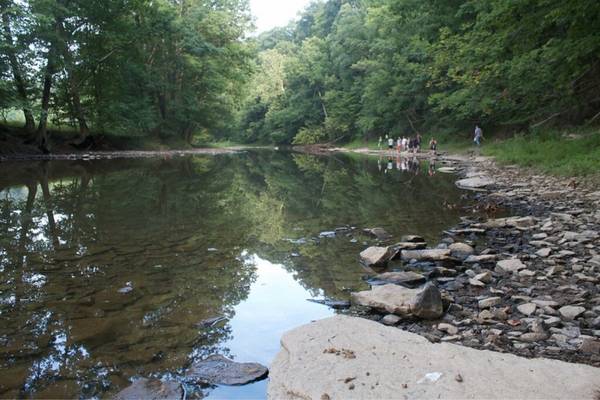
[0,151,464,398]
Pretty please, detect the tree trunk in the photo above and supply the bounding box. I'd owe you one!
[36,43,57,153]
[57,18,89,138]
[1,8,35,132]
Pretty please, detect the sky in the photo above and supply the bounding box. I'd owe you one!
[250,0,313,33]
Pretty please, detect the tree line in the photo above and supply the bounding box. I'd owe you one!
[0,0,252,151]
[2,0,599,151]
[236,0,600,145]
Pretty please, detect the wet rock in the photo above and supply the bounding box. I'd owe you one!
[401,249,451,262]
[464,254,497,264]
[363,227,392,241]
[389,241,427,251]
[496,259,527,273]
[559,306,586,321]
[517,303,537,316]
[455,176,494,190]
[478,297,501,309]
[186,355,268,385]
[373,271,426,287]
[351,283,443,319]
[359,246,398,267]
[114,378,183,400]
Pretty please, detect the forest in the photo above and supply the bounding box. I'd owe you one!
[1,0,600,151]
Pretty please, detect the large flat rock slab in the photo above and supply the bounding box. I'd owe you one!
[351,283,443,319]
[268,315,600,400]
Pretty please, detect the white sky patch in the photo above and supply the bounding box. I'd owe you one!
[250,0,314,33]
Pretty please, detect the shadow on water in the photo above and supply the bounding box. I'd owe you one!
[0,150,466,398]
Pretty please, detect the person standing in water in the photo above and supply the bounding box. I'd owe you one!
[474,125,483,146]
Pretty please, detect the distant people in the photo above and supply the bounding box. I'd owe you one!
[378,136,382,149]
[396,137,401,152]
[388,136,394,150]
[429,137,438,153]
[416,134,422,151]
[402,136,408,151]
[428,159,436,176]
[474,125,483,146]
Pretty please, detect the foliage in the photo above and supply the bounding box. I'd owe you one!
[236,0,600,145]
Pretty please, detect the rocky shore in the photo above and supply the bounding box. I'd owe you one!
[347,153,600,367]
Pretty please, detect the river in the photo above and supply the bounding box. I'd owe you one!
[0,150,465,398]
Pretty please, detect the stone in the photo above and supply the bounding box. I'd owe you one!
[401,249,451,262]
[268,315,600,400]
[363,227,392,240]
[449,243,475,258]
[186,355,268,385]
[464,254,497,264]
[496,259,526,273]
[559,306,586,321]
[579,338,600,354]
[359,246,398,267]
[469,278,485,287]
[381,314,401,326]
[389,242,427,251]
[474,271,492,283]
[478,297,501,309]
[438,323,459,335]
[374,271,426,287]
[517,303,537,316]
[114,379,183,400]
[401,235,426,243]
[351,283,443,319]
[536,248,552,258]
[518,332,549,342]
[455,176,494,190]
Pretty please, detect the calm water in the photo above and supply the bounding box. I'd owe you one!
[0,150,465,399]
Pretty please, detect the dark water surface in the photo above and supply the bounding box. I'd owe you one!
[0,150,466,399]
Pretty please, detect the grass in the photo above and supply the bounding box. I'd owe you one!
[482,127,600,177]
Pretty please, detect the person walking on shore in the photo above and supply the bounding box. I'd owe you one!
[388,136,394,151]
[474,125,483,146]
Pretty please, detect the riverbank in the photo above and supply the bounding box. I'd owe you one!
[268,150,600,398]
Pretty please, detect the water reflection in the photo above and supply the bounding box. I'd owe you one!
[0,151,465,398]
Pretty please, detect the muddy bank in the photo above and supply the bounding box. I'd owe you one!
[343,153,600,366]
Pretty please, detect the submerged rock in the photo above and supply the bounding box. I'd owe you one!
[306,298,351,309]
[351,283,443,319]
[268,316,600,400]
[363,227,392,240]
[114,378,183,400]
[186,355,268,385]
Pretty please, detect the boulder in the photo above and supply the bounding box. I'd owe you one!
[373,271,426,287]
[185,355,268,385]
[359,246,398,267]
[351,283,443,319]
[114,379,183,400]
[268,315,600,400]
[401,249,452,262]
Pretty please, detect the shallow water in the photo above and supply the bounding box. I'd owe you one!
[0,150,465,398]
